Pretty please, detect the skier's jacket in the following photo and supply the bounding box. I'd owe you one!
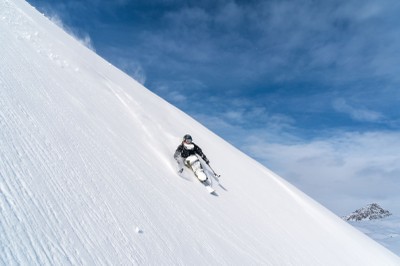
[174,142,209,163]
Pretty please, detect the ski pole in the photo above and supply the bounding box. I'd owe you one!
[207,163,220,177]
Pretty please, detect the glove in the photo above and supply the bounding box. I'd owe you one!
[204,158,210,164]
[178,168,184,174]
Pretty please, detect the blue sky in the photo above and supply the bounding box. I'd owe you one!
[27,0,400,215]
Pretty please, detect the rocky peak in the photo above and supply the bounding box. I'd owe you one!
[343,203,392,221]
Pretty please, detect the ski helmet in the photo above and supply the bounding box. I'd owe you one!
[183,134,192,143]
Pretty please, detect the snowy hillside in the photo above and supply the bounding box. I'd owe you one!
[1,0,399,265]
[342,204,399,255]
[347,215,400,256]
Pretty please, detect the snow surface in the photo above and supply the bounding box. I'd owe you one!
[1,0,399,265]
[348,215,400,257]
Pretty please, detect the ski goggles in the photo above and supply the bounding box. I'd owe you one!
[184,138,192,143]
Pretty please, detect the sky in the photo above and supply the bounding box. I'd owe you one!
[26,0,400,215]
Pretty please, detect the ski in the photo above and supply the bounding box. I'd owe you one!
[204,182,215,194]
[176,168,216,194]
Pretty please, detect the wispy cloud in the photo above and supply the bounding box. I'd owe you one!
[333,98,384,122]
[155,85,187,103]
[243,131,400,215]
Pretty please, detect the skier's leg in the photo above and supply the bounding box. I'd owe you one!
[195,170,207,182]
[186,155,207,182]
[184,157,192,171]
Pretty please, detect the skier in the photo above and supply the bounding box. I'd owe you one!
[174,134,210,182]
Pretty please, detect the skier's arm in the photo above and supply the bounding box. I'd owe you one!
[195,145,210,164]
[174,145,184,173]
[174,145,183,161]
[202,155,210,164]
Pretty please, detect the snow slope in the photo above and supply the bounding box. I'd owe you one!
[1,0,399,265]
[348,215,400,256]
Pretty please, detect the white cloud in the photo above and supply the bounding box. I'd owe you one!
[243,131,400,215]
[223,110,245,122]
[333,98,384,122]
[166,90,187,103]
[155,85,187,104]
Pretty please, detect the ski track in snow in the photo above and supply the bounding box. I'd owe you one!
[1,0,400,265]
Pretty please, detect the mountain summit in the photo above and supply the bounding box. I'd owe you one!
[343,203,392,221]
[1,0,399,265]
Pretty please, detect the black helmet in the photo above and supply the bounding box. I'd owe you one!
[183,134,192,143]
